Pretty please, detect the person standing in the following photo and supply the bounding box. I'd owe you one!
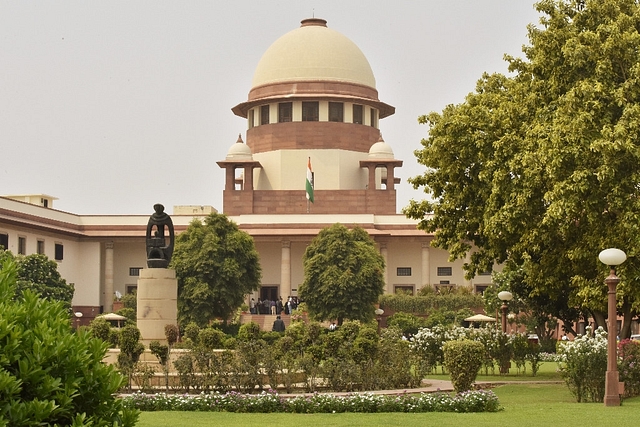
[272,315,285,332]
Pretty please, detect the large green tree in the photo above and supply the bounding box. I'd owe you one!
[299,223,385,325]
[405,0,640,337]
[0,249,74,312]
[171,213,261,327]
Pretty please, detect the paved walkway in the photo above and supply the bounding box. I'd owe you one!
[277,379,564,398]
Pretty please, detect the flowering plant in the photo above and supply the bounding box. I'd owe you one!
[122,389,502,413]
[557,326,607,402]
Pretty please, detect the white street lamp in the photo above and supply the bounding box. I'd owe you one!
[498,291,513,334]
[598,248,626,407]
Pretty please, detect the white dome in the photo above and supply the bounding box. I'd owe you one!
[252,18,376,89]
[226,134,253,160]
[368,134,394,159]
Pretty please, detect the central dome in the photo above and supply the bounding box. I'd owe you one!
[251,18,376,90]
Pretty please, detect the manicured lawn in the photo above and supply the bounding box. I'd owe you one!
[136,383,640,427]
[425,361,563,383]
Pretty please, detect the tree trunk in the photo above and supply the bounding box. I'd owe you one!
[591,310,606,332]
[619,300,633,340]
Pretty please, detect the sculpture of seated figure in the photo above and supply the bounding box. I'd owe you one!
[146,204,174,268]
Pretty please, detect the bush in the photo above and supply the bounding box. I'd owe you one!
[0,259,139,426]
[387,312,427,335]
[199,327,226,349]
[618,339,640,397]
[443,339,485,392]
[557,326,607,402]
[123,389,502,413]
[164,324,179,346]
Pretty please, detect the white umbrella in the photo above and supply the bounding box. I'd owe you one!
[464,314,497,322]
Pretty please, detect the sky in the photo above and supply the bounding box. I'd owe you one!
[0,1,543,215]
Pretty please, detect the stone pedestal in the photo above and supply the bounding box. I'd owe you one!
[137,268,177,345]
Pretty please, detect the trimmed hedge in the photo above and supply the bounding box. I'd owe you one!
[123,389,502,413]
[379,292,483,314]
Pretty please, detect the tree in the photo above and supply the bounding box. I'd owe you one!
[299,223,385,325]
[171,213,261,327]
[0,258,139,426]
[405,0,640,337]
[0,249,74,312]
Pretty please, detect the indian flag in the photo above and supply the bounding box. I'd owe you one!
[306,157,314,203]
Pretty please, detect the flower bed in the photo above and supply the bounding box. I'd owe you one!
[122,389,502,413]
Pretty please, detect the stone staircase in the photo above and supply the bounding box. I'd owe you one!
[240,313,293,331]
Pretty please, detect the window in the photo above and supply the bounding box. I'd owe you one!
[0,233,7,250]
[41,198,48,208]
[302,102,319,121]
[248,109,254,129]
[370,108,378,127]
[353,104,363,124]
[435,284,453,293]
[54,243,63,261]
[37,240,45,255]
[475,285,489,295]
[129,267,142,276]
[278,102,292,123]
[18,237,26,255]
[126,284,138,294]
[437,266,452,276]
[329,102,343,122]
[396,267,412,276]
[478,270,492,276]
[260,105,270,125]
[394,285,414,295]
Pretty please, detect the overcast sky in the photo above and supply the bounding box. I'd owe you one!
[0,1,542,215]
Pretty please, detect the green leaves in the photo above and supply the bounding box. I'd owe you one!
[300,224,385,324]
[407,0,640,329]
[171,213,261,327]
[0,258,137,426]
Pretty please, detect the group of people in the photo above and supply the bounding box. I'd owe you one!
[249,296,300,316]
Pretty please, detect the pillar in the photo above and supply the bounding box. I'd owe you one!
[137,268,178,345]
[281,240,291,299]
[421,242,431,291]
[380,242,390,293]
[104,241,114,313]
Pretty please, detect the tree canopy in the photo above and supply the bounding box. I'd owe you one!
[299,223,385,325]
[405,0,640,337]
[0,249,74,312]
[171,213,261,327]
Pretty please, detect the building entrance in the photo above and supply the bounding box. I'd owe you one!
[260,286,279,304]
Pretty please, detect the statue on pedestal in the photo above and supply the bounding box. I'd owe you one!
[146,204,174,268]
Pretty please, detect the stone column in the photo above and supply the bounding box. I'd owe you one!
[421,242,431,292]
[104,241,114,313]
[281,240,291,299]
[137,268,178,345]
[380,242,390,293]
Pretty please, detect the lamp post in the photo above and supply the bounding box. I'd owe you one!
[498,291,513,334]
[598,248,626,406]
[74,311,83,330]
[375,308,384,334]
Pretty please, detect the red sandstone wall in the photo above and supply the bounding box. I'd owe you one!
[222,189,397,215]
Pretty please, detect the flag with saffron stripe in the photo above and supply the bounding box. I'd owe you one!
[306,157,314,203]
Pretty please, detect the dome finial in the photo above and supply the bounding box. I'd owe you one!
[301,18,327,27]
[236,133,244,144]
[377,132,384,143]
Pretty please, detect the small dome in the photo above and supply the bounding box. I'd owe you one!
[226,134,253,160]
[252,18,376,89]
[368,134,394,159]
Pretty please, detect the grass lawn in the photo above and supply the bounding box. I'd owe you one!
[424,360,563,383]
[136,382,640,427]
